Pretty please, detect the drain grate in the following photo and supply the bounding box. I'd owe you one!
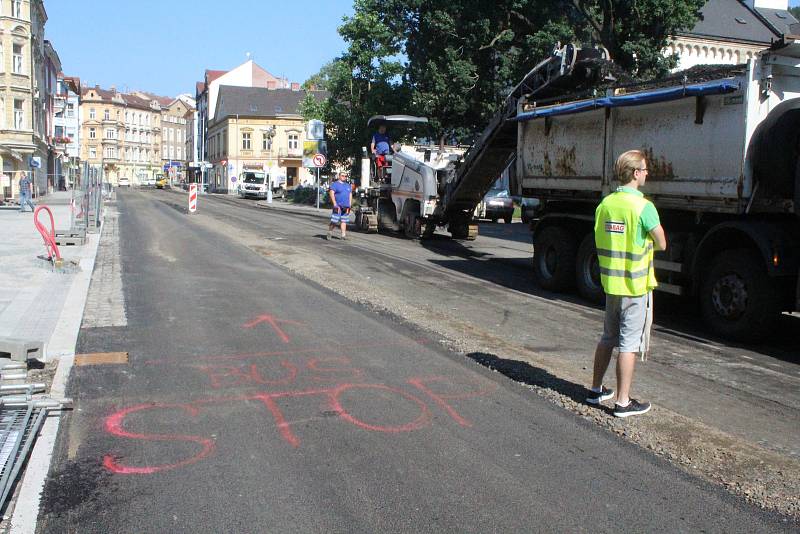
[75,352,129,366]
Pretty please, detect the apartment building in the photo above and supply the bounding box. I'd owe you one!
[160,97,193,182]
[80,85,163,186]
[52,74,80,188]
[0,0,51,200]
[207,85,325,193]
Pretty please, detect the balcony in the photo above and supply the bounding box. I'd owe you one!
[278,148,302,160]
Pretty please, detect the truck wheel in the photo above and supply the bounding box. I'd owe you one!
[575,234,604,303]
[404,213,420,239]
[533,226,577,291]
[491,217,498,223]
[700,249,780,340]
[504,214,513,224]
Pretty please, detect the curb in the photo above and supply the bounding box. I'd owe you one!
[8,211,104,534]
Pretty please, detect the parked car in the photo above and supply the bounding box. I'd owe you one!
[118,177,130,187]
[477,188,514,223]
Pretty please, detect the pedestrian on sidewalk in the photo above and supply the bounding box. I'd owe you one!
[327,171,352,240]
[588,149,667,418]
[18,171,35,213]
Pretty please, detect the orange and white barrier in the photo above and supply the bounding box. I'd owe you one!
[189,184,197,213]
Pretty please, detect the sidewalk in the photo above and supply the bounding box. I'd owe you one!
[0,190,103,533]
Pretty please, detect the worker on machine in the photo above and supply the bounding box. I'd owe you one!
[371,124,392,182]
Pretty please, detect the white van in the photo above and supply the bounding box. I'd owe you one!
[238,171,281,199]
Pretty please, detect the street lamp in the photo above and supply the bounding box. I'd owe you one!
[266,125,276,203]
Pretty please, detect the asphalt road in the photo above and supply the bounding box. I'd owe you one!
[36,190,792,533]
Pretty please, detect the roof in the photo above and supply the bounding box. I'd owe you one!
[205,69,227,83]
[213,85,328,122]
[196,81,206,95]
[680,0,781,44]
[755,7,799,36]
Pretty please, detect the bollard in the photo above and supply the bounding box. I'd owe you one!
[189,183,197,213]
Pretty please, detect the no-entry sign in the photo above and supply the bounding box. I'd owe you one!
[312,153,327,167]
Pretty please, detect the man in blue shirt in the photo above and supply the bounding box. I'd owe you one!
[18,172,35,213]
[327,171,352,240]
[371,125,392,181]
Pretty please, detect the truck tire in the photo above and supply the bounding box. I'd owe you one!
[533,226,577,291]
[700,249,780,340]
[404,212,420,239]
[575,233,604,303]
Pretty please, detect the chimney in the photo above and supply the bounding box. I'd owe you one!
[291,82,300,91]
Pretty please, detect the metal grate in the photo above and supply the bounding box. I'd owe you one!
[0,405,44,507]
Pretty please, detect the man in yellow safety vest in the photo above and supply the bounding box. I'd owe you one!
[587,150,667,418]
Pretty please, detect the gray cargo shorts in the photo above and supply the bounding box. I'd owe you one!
[600,292,653,356]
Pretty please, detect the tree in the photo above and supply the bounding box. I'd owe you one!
[567,0,706,77]
[790,6,800,21]
[312,0,704,164]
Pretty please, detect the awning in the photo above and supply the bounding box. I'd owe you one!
[512,80,740,122]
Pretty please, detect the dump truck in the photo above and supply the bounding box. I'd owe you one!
[513,38,800,339]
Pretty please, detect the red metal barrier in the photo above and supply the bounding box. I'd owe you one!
[33,205,61,262]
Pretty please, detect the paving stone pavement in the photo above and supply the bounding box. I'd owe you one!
[0,192,99,357]
[81,206,126,328]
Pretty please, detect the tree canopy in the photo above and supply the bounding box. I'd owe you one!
[303,0,704,171]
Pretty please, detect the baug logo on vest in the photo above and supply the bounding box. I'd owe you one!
[605,221,626,234]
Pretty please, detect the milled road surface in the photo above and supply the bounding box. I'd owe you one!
[36,190,794,532]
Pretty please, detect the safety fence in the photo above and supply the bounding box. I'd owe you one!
[69,163,105,234]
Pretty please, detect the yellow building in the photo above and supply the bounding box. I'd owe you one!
[159,97,193,182]
[207,85,326,193]
[0,0,49,200]
[79,86,163,185]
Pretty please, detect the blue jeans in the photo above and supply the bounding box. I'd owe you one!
[19,192,35,212]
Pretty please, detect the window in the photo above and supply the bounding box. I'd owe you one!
[12,0,21,19]
[126,147,130,161]
[176,129,181,143]
[162,145,168,158]
[176,147,181,159]
[54,125,64,137]
[242,132,251,150]
[104,109,110,120]
[89,147,97,159]
[125,111,129,123]
[105,147,116,159]
[66,103,75,118]
[169,146,174,159]
[0,46,4,73]
[89,108,96,120]
[12,44,23,74]
[13,99,23,129]
[105,128,116,139]
[288,133,299,151]
[89,127,96,139]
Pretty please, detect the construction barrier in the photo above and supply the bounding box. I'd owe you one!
[189,184,197,213]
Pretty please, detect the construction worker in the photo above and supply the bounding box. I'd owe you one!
[587,149,667,418]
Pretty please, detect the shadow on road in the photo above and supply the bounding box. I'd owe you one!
[467,352,613,415]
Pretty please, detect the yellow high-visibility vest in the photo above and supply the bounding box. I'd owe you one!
[594,191,657,296]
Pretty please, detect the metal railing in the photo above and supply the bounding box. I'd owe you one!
[70,162,105,234]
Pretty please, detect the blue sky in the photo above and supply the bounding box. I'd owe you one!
[44,0,354,98]
[44,0,800,99]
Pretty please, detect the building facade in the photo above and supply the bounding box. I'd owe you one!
[207,85,325,193]
[670,0,797,69]
[194,60,297,190]
[160,97,193,182]
[52,74,79,188]
[0,0,51,200]
[79,86,163,186]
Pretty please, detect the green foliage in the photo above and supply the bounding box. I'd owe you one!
[307,0,704,167]
[790,6,800,20]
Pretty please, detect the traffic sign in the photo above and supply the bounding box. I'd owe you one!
[168,166,177,179]
[312,153,326,167]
